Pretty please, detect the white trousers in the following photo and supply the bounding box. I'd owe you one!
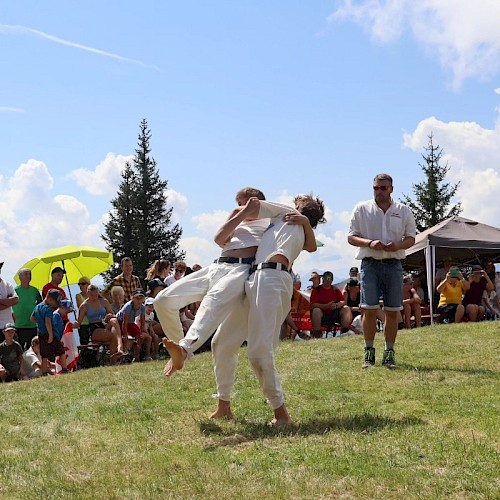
[153,262,250,350]
[212,268,292,408]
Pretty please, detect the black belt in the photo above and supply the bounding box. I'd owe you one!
[250,262,289,274]
[214,256,254,265]
[363,257,400,264]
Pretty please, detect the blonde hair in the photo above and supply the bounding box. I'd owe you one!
[145,259,171,281]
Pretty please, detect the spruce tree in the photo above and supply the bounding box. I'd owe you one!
[102,119,185,285]
[401,133,462,233]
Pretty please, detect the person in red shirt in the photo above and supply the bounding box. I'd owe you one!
[42,267,68,320]
[310,271,353,338]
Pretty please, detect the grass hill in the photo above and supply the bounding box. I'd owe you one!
[0,322,498,499]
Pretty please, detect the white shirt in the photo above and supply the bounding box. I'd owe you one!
[22,347,42,378]
[349,199,416,261]
[0,278,17,328]
[222,219,269,252]
[254,201,305,266]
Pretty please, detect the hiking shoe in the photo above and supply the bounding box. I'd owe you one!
[362,347,376,368]
[382,349,396,368]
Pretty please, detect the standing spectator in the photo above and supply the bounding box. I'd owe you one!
[31,289,62,376]
[22,336,42,379]
[41,267,68,322]
[0,323,24,381]
[349,266,359,279]
[0,262,19,343]
[348,173,416,368]
[435,256,453,287]
[13,268,42,350]
[462,265,494,321]
[310,271,353,338]
[164,261,187,286]
[103,257,142,302]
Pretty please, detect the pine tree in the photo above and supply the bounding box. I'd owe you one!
[401,133,462,232]
[102,119,185,285]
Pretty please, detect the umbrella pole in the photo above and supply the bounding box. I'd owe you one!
[61,260,77,321]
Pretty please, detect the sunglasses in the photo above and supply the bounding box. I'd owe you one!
[373,186,390,191]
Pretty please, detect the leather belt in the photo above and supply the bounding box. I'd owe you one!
[250,262,290,274]
[363,257,400,264]
[214,256,254,265]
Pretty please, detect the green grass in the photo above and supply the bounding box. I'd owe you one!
[1,322,499,499]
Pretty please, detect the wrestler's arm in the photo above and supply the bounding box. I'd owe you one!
[214,198,261,247]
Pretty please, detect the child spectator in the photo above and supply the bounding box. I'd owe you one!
[0,323,24,381]
[141,297,159,360]
[22,336,42,379]
[31,289,63,375]
[52,299,74,373]
[117,290,151,362]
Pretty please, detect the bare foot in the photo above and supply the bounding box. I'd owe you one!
[270,404,292,426]
[210,406,234,420]
[163,358,177,377]
[269,417,293,426]
[162,339,187,371]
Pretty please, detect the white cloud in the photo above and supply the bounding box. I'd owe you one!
[165,189,189,225]
[179,236,220,267]
[495,88,500,94]
[329,0,500,88]
[69,153,132,196]
[403,114,500,225]
[0,159,109,281]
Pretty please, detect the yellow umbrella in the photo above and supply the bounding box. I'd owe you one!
[15,245,114,290]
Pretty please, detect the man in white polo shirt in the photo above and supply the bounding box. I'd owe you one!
[0,262,19,343]
[348,173,416,369]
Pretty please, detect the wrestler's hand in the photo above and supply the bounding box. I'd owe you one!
[241,197,261,217]
[283,213,307,225]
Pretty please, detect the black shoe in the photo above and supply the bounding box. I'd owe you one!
[382,349,396,368]
[362,347,375,368]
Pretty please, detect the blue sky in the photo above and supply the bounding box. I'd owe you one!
[1,1,500,285]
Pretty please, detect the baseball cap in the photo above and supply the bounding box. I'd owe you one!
[471,264,483,272]
[133,289,145,297]
[349,267,359,274]
[60,299,74,311]
[3,322,16,332]
[145,297,154,306]
[47,289,62,306]
[148,278,167,291]
[51,266,66,274]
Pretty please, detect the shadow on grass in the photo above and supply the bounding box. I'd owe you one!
[400,364,496,376]
[200,413,423,449]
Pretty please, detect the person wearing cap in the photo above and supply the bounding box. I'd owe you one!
[462,265,494,322]
[41,266,67,301]
[310,271,353,338]
[349,267,359,279]
[116,289,151,362]
[50,299,74,373]
[343,277,362,319]
[31,289,63,375]
[0,262,19,343]
[103,257,142,303]
[156,187,268,373]
[143,297,159,359]
[74,284,125,365]
[147,278,167,297]
[0,323,24,381]
[348,173,416,368]
[307,271,322,290]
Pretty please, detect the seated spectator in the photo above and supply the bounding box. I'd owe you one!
[116,289,151,362]
[463,265,495,321]
[436,267,468,323]
[21,336,42,379]
[307,271,322,291]
[145,259,171,282]
[435,256,453,285]
[343,278,361,319]
[348,266,359,279]
[165,261,187,286]
[74,284,125,365]
[482,289,500,320]
[110,285,125,315]
[76,276,91,344]
[310,271,353,338]
[413,275,427,305]
[0,323,24,381]
[402,275,422,328]
[140,297,158,360]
